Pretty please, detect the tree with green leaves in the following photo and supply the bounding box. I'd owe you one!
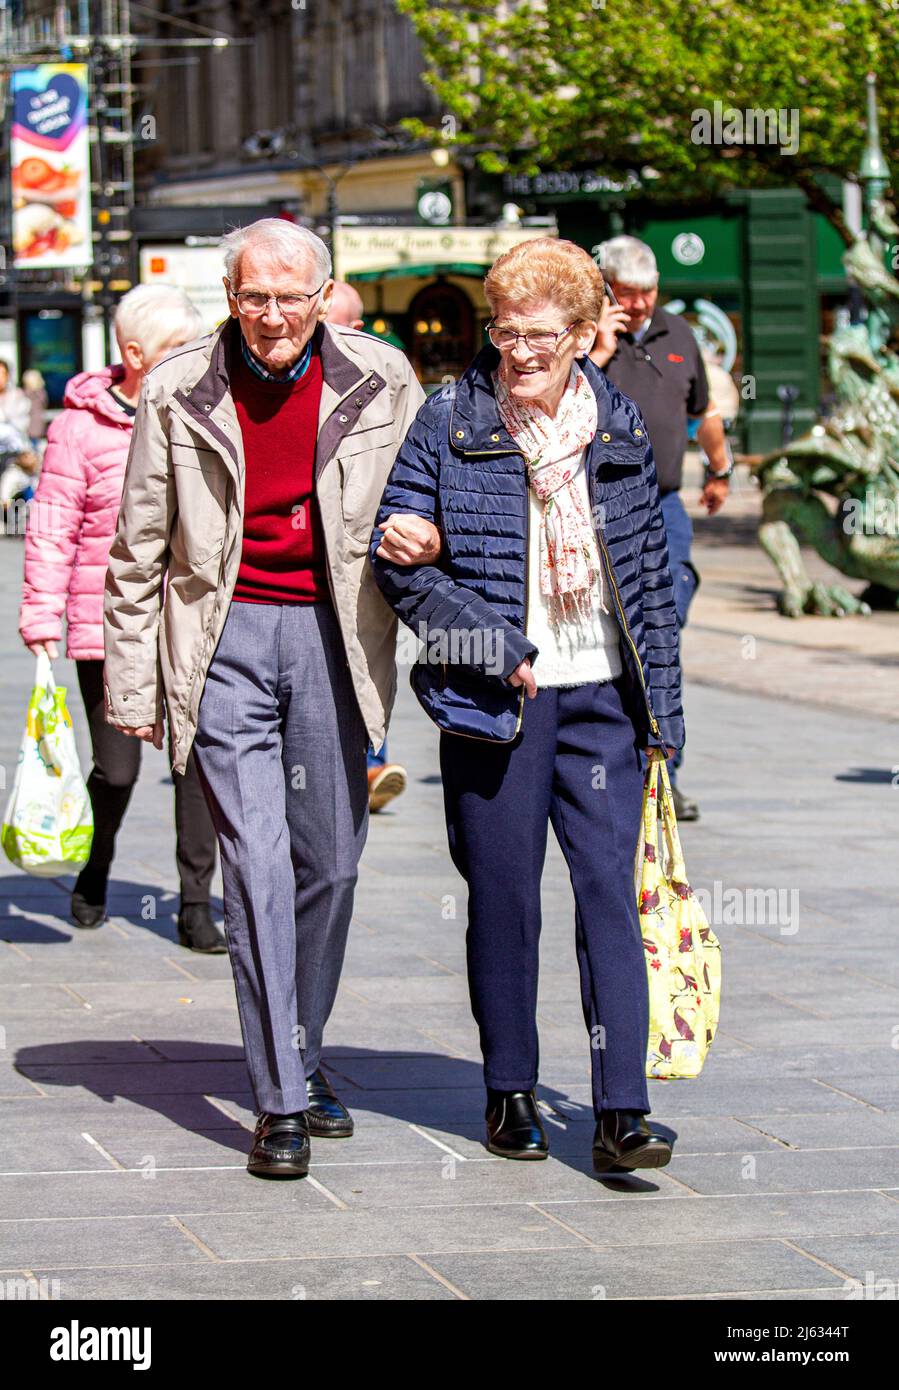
[397,0,899,243]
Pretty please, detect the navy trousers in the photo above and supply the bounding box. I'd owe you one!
[440,673,651,1117]
[660,489,698,782]
[660,490,698,629]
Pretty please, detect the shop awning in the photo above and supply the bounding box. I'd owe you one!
[349,262,487,282]
[334,224,557,282]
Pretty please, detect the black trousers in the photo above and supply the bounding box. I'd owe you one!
[76,660,217,902]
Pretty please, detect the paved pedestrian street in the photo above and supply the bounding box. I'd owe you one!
[0,488,897,1303]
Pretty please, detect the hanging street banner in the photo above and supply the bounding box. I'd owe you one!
[11,64,93,270]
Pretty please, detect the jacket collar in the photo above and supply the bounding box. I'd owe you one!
[448,345,640,455]
[180,316,368,414]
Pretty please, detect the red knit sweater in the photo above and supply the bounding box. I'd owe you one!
[231,348,329,605]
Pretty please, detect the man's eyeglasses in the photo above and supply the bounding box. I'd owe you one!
[227,280,325,317]
[487,321,578,353]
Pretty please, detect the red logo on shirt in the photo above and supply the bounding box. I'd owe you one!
[667,353,685,362]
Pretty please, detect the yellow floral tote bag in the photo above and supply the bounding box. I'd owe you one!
[637,752,722,1079]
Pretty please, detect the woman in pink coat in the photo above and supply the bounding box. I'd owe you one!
[19,284,225,951]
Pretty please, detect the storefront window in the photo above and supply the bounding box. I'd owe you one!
[407,282,475,386]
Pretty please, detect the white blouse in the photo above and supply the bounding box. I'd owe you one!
[524,448,623,688]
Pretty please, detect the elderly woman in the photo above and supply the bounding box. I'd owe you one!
[371,238,684,1173]
[19,284,224,952]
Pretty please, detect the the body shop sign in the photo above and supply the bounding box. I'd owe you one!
[11,65,93,269]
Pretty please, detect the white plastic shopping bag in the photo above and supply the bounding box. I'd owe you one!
[1,653,93,876]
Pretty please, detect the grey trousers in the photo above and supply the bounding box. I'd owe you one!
[192,600,369,1115]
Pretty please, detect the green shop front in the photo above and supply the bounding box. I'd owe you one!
[481,176,850,455]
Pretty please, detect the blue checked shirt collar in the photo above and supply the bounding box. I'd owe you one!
[240,334,313,383]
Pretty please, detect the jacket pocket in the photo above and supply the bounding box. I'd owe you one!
[337,453,393,545]
[171,460,228,566]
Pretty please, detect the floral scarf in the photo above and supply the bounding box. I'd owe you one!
[494,360,606,628]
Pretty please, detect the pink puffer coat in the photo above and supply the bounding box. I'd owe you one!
[19,366,134,661]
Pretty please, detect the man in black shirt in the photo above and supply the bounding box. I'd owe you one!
[591,236,732,821]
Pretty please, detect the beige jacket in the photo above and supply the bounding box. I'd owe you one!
[103,318,425,773]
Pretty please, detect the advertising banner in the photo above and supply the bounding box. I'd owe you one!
[11,64,93,269]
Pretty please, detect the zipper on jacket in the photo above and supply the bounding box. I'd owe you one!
[435,446,526,744]
[595,526,662,739]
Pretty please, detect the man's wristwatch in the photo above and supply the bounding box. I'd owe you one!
[704,458,734,481]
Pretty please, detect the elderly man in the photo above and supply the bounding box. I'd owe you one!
[104,219,433,1179]
[590,235,732,821]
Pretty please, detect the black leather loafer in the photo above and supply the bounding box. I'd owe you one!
[593,1109,673,1173]
[485,1088,549,1159]
[177,902,227,954]
[305,1068,354,1138]
[247,1112,310,1179]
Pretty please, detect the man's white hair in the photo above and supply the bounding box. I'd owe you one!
[220,218,332,298]
[114,283,203,361]
[596,235,659,290]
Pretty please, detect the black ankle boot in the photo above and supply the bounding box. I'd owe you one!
[593,1109,673,1173]
[485,1088,548,1160]
[177,902,227,954]
[71,865,109,929]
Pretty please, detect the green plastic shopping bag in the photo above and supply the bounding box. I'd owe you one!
[1,653,93,876]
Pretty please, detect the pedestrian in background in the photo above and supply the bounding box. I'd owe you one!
[326,278,409,813]
[0,358,31,438]
[19,284,225,952]
[103,220,434,1179]
[590,235,733,821]
[372,238,682,1175]
[21,368,48,450]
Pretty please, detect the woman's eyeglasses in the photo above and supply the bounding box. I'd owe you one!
[487,321,578,353]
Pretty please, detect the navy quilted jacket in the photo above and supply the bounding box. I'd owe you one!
[370,346,684,751]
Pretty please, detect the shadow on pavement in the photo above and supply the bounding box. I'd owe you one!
[0,873,223,945]
[13,1040,675,1188]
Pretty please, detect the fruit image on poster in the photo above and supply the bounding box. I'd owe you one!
[11,65,93,270]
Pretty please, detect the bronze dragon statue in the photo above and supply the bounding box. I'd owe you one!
[755,196,899,616]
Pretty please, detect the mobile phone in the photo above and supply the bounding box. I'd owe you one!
[604,282,619,306]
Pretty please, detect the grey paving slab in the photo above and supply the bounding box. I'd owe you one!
[421,1241,845,1300]
[633,1079,881,1118]
[181,1204,593,1261]
[535,1191,899,1246]
[736,1111,899,1150]
[784,1235,899,1286]
[28,1255,458,1300]
[0,1215,208,1271]
[665,1148,899,1196]
[0,1093,255,1133]
[0,983,84,1014]
[0,1128,125,1174]
[0,1167,336,1221]
[297,1155,679,1211]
